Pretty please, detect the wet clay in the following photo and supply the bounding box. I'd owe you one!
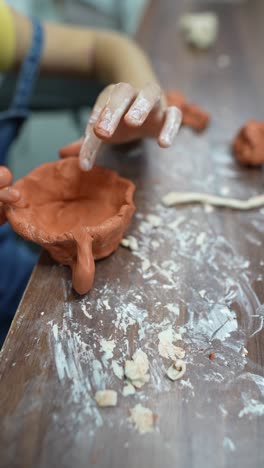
[166,90,210,132]
[5,158,135,295]
[232,120,264,166]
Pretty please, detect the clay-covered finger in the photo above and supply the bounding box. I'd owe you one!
[0,187,20,204]
[94,83,136,139]
[79,125,102,171]
[0,166,13,188]
[78,86,114,170]
[59,138,84,159]
[158,106,182,148]
[125,82,161,127]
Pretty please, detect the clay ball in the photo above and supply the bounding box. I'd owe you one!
[232,120,264,166]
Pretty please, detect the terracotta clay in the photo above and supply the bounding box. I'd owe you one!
[232,120,264,166]
[5,158,135,295]
[166,90,210,132]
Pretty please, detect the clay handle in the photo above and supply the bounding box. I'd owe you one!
[72,232,95,295]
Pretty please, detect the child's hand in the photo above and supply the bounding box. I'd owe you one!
[0,167,20,225]
[59,82,182,171]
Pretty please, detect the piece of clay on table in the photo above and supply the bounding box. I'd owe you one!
[95,390,118,407]
[179,12,219,49]
[166,90,210,132]
[5,157,135,295]
[232,120,264,166]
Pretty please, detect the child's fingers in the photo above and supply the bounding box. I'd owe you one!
[78,86,115,171]
[0,167,20,212]
[158,106,182,148]
[94,83,136,139]
[124,82,161,127]
[0,187,20,204]
[0,166,13,188]
[79,126,102,171]
[59,138,83,158]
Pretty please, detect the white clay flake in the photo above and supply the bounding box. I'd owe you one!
[95,390,118,407]
[125,349,150,389]
[129,404,156,434]
[121,236,139,251]
[146,214,162,227]
[179,12,219,49]
[166,360,187,381]
[123,382,136,396]
[158,326,185,360]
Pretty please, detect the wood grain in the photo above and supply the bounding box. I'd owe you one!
[1,1,264,467]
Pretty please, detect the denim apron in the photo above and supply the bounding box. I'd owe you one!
[0,19,44,345]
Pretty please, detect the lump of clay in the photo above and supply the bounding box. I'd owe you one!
[158,326,185,360]
[125,349,150,389]
[166,360,186,381]
[179,12,219,49]
[166,90,210,132]
[5,157,135,295]
[129,404,156,434]
[122,382,136,397]
[232,120,264,166]
[95,389,118,407]
[120,235,138,251]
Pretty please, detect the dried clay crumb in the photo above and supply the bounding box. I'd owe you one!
[125,349,150,389]
[142,258,151,272]
[121,235,138,251]
[179,12,219,49]
[166,360,186,381]
[158,326,185,360]
[95,390,118,407]
[100,338,116,362]
[145,214,162,227]
[168,216,185,230]
[112,360,124,380]
[129,404,157,434]
[241,347,248,357]
[123,382,136,397]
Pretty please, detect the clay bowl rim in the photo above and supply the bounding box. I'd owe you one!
[6,159,136,245]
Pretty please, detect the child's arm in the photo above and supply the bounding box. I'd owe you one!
[7,8,182,170]
[10,9,157,87]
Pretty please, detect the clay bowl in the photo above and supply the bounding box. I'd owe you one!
[5,158,135,294]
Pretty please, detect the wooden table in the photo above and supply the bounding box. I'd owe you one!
[1,1,264,467]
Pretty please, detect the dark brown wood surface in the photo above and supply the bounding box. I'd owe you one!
[1,1,264,467]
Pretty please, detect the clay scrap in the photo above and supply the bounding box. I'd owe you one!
[123,382,136,397]
[5,158,135,295]
[145,214,162,227]
[129,404,157,434]
[124,349,150,389]
[162,191,264,210]
[121,235,139,251]
[179,12,219,49]
[95,390,118,407]
[158,326,185,361]
[232,120,264,166]
[166,90,210,132]
[166,360,187,381]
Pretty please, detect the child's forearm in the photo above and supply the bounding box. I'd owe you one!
[91,30,158,88]
[10,8,158,89]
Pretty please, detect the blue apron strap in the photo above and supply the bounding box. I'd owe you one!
[0,18,44,165]
[9,17,44,112]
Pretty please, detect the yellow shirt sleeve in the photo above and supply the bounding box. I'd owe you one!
[0,0,15,71]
